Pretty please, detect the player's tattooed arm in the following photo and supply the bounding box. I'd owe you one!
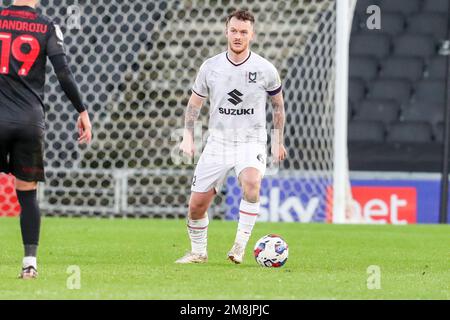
[184,92,204,136]
[271,92,287,162]
[184,103,201,137]
[271,92,285,144]
[180,93,204,156]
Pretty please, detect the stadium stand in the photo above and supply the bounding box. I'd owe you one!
[348,0,450,172]
[354,99,400,125]
[426,56,447,80]
[379,57,424,82]
[349,56,379,82]
[423,0,450,13]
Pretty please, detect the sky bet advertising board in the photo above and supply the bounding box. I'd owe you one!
[225,176,449,224]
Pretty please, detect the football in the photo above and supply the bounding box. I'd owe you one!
[253,234,289,268]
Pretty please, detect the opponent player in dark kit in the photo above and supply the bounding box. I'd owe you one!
[0,0,92,279]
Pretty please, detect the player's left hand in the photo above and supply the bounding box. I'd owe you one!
[272,143,287,163]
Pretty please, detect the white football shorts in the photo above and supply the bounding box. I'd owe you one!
[191,141,267,193]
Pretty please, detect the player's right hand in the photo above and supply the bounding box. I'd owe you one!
[77,110,92,144]
[179,137,195,157]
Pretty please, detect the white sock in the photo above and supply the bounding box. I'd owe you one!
[187,216,209,256]
[235,200,260,247]
[23,256,37,269]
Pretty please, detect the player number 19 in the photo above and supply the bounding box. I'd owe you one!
[0,32,40,76]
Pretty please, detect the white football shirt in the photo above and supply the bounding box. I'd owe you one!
[192,51,282,144]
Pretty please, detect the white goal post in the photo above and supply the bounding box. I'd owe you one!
[333,0,357,223]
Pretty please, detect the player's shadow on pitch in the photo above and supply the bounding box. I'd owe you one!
[204,261,260,269]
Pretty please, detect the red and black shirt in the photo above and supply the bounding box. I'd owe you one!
[0,5,67,128]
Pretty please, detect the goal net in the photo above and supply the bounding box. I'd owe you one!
[0,0,354,222]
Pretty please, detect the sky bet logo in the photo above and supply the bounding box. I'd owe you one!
[220,89,255,115]
[350,187,417,224]
[327,187,417,224]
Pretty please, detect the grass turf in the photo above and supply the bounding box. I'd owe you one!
[0,217,449,300]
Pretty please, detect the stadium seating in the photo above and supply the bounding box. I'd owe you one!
[434,122,445,143]
[386,121,433,143]
[378,0,422,15]
[354,100,400,125]
[367,79,411,106]
[349,78,366,104]
[349,56,378,82]
[366,13,406,37]
[393,34,436,58]
[349,120,385,142]
[348,0,450,172]
[355,0,380,14]
[402,101,444,126]
[407,13,448,39]
[426,56,447,80]
[350,34,391,59]
[413,80,447,105]
[423,0,449,13]
[379,57,423,82]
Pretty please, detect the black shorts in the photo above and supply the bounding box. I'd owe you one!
[0,122,45,182]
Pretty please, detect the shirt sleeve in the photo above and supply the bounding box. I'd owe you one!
[192,61,208,98]
[49,54,86,113]
[265,63,282,96]
[46,22,66,57]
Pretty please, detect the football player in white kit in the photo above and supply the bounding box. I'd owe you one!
[176,9,286,264]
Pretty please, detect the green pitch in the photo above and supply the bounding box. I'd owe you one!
[0,218,449,300]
